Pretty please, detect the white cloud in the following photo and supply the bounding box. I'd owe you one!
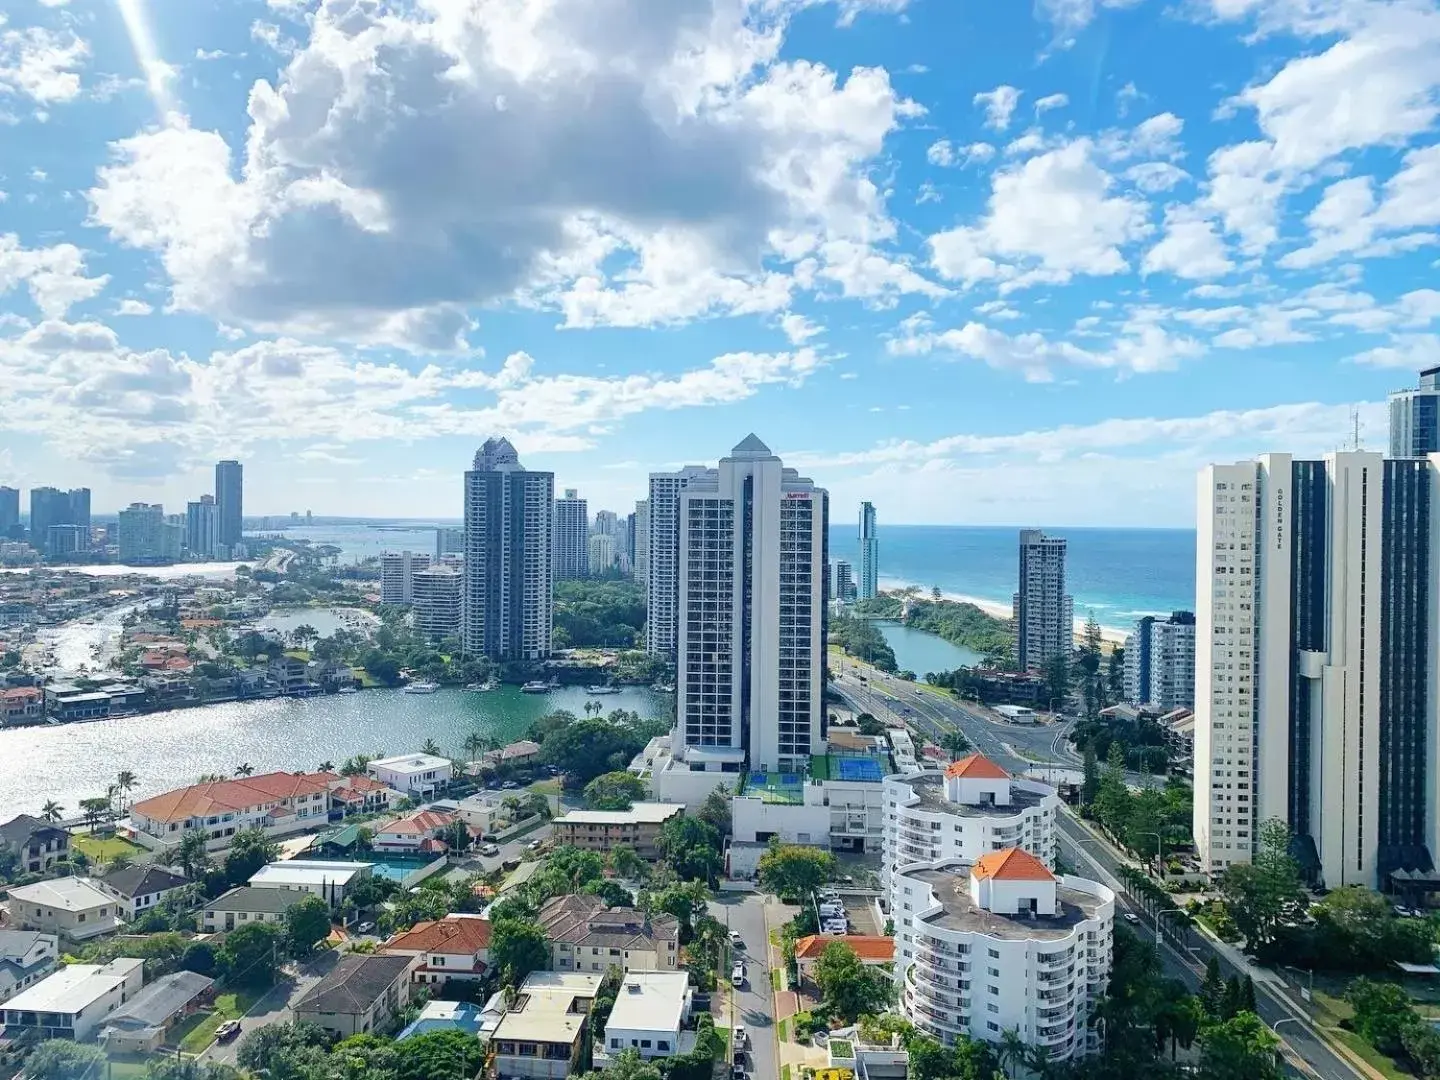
[1116,81,1142,117]
[1142,207,1234,279]
[0,234,109,318]
[0,24,88,104]
[1035,93,1070,114]
[194,48,231,61]
[1034,0,1145,41]
[779,312,823,343]
[1125,162,1189,193]
[974,85,1022,131]
[115,298,154,316]
[927,140,995,167]
[89,1,924,347]
[1351,333,1440,368]
[928,138,1152,290]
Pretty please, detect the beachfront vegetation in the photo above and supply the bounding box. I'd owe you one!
[828,612,898,672]
[530,708,668,785]
[852,590,1013,665]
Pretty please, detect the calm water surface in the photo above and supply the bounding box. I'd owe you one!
[10,686,669,821]
[874,621,982,675]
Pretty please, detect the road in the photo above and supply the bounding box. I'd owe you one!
[202,951,341,1065]
[710,893,778,1080]
[833,662,1359,1080]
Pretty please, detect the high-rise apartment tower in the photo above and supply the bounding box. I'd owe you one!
[858,501,879,600]
[1013,530,1073,673]
[553,489,590,581]
[215,461,244,552]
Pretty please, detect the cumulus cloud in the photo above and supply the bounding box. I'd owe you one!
[0,234,109,317]
[974,85,1022,130]
[0,23,88,104]
[88,0,923,348]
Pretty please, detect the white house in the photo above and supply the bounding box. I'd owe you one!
[892,851,1114,1063]
[7,878,125,941]
[491,972,605,1080]
[1,958,145,1041]
[248,860,373,908]
[97,865,190,921]
[382,915,492,986]
[0,931,58,1004]
[367,754,454,796]
[595,970,694,1066]
[127,771,338,852]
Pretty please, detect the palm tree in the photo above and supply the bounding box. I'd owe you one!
[115,770,138,816]
[78,797,111,831]
[234,762,255,777]
[318,761,335,773]
[175,829,210,879]
[421,738,443,757]
[462,732,486,764]
[941,730,971,758]
[997,1028,1028,1080]
[583,700,602,718]
[40,801,63,823]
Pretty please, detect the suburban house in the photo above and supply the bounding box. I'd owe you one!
[450,792,511,834]
[793,935,894,984]
[549,803,683,860]
[292,953,416,1037]
[248,860,373,908]
[97,865,190,921]
[538,895,680,974]
[481,740,541,769]
[0,814,71,874]
[100,971,215,1052]
[7,878,124,941]
[382,915,491,986]
[268,656,320,696]
[595,970,694,1066]
[372,810,457,854]
[1,958,145,1041]
[366,754,454,797]
[0,931,59,1004]
[491,972,605,1080]
[0,687,43,725]
[128,771,340,852]
[329,774,397,815]
[201,886,309,933]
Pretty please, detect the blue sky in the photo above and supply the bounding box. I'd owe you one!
[1,0,1437,527]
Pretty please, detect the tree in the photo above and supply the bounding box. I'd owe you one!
[757,843,835,899]
[220,921,282,985]
[115,769,138,815]
[78,795,110,829]
[1196,1011,1284,1080]
[608,845,648,883]
[225,826,280,887]
[1200,956,1225,1018]
[180,940,218,976]
[997,1027,1028,1080]
[237,1022,335,1080]
[40,800,63,823]
[1081,744,1099,807]
[146,1058,242,1080]
[392,1029,487,1080]
[175,829,211,879]
[1042,652,1069,711]
[583,770,648,811]
[578,1048,664,1080]
[27,1041,106,1080]
[422,738,443,756]
[284,895,332,956]
[1308,885,1433,970]
[490,917,550,988]
[1347,978,1416,1054]
[812,942,889,1022]
[1218,818,1305,952]
[941,729,971,758]
[657,816,723,883]
[696,785,732,839]
[234,762,255,777]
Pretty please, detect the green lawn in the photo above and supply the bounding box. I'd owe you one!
[1329,1030,1417,1080]
[173,989,260,1053]
[105,1058,157,1080]
[72,833,145,861]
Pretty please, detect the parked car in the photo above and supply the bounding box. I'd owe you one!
[480,843,500,856]
[1122,912,1141,924]
[731,963,745,987]
[215,1021,243,1043]
[729,931,744,949]
[355,921,376,935]
[527,839,543,852]
[734,1025,747,1047]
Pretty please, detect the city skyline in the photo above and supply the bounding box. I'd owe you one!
[2,2,1436,528]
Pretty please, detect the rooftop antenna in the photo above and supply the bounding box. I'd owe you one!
[1350,406,1363,451]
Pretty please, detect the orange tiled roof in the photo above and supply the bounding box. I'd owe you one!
[971,847,1054,882]
[0,687,42,702]
[794,935,894,962]
[381,810,456,835]
[944,753,1010,780]
[383,915,492,955]
[132,771,332,824]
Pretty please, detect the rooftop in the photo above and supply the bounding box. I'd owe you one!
[380,810,457,835]
[794,935,895,962]
[249,860,372,889]
[555,802,684,827]
[0,814,66,847]
[538,894,679,948]
[973,848,1054,882]
[3,959,143,1014]
[131,771,335,825]
[739,770,806,805]
[0,930,54,962]
[104,971,214,1029]
[494,972,605,1045]
[889,771,1050,818]
[384,915,492,956]
[369,753,452,773]
[9,876,115,911]
[100,864,189,900]
[295,954,414,1016]
[900,865,1107,941]
[602,970,690,1035]
[944,754,1011,781]
[205,886,311,915]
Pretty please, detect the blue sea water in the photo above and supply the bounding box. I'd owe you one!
[829,525,1196,633]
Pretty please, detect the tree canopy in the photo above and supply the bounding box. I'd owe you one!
[490,917,551,989]
[757,843,834,899]
[584,770,649,811]
[812,941,890,1023]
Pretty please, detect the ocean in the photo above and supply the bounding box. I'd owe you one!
[828,524,1196,634]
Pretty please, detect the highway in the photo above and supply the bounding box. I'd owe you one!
[832,662,1359,1080]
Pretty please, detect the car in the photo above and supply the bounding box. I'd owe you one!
[1122,912,1141,924]
[734,1024,747,1047]
[729,931,744,949]
[731,963,745,987]
[731,1066,746,1080]
[355,920,376,935]
[503,781,521,789]
[527,839,543,852]
[215,1020,243,1043]
[480,843,500,857]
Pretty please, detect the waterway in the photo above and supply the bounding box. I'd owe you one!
[2,686,669,821]
[874,620,982,675]
[256,607,379,638]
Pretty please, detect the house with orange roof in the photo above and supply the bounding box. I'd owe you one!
[129,771,343,853]
[381,915,492,986]
[0,687,44,725]
[793,935,894,982]
[330,774,399,815]
[372,809,459,854]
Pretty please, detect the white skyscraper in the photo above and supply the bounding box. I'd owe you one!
[588,532,618,576]
[380,551,431,604]
[646,466,712,657]
[553,488,589,581]
[1013,530,1074,673]
[1122,612,1196,712]
[462,438,554,661]
[673,435,828,773]
[411,565,462,642]
[632,499,649,584]
[185,496,217,558]
[117,503,167,563]
[858,501,878,601]
[1194,452,1439,890]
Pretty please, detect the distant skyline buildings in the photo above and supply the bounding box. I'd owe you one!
[553,488,589,581]
[0,487,18,539]
[1390,366,1440,459]
[858,501,878,600]
[215,460,244,554]
[1013,529,1073,673]
[185,496,217,559]
[28,487,90,556]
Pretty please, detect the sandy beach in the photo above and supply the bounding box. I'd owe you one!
[877,576,1129,645]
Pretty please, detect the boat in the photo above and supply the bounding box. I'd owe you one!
[520,680,551,694]
[650,682,676,693]
[337,685,358,694]
[463,680,498,693]
[585,685,621,695]
[403,681,440,695]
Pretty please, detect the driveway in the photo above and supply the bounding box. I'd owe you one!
[710,893,778,1080]
[201,951,340,1065]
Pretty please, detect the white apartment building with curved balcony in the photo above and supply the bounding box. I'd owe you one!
[893,851,1113,1063]
[883,755,1059,909]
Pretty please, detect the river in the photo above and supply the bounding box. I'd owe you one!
[875,620,982,675]
[4,686,669,821]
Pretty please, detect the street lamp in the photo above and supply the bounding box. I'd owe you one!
[1135,831,1165,879]
[1155,907,1188,949]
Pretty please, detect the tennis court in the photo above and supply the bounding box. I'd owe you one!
[834,757,884,782]
[742,771,805,804]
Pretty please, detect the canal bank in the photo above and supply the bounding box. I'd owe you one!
[0,685,669,822]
